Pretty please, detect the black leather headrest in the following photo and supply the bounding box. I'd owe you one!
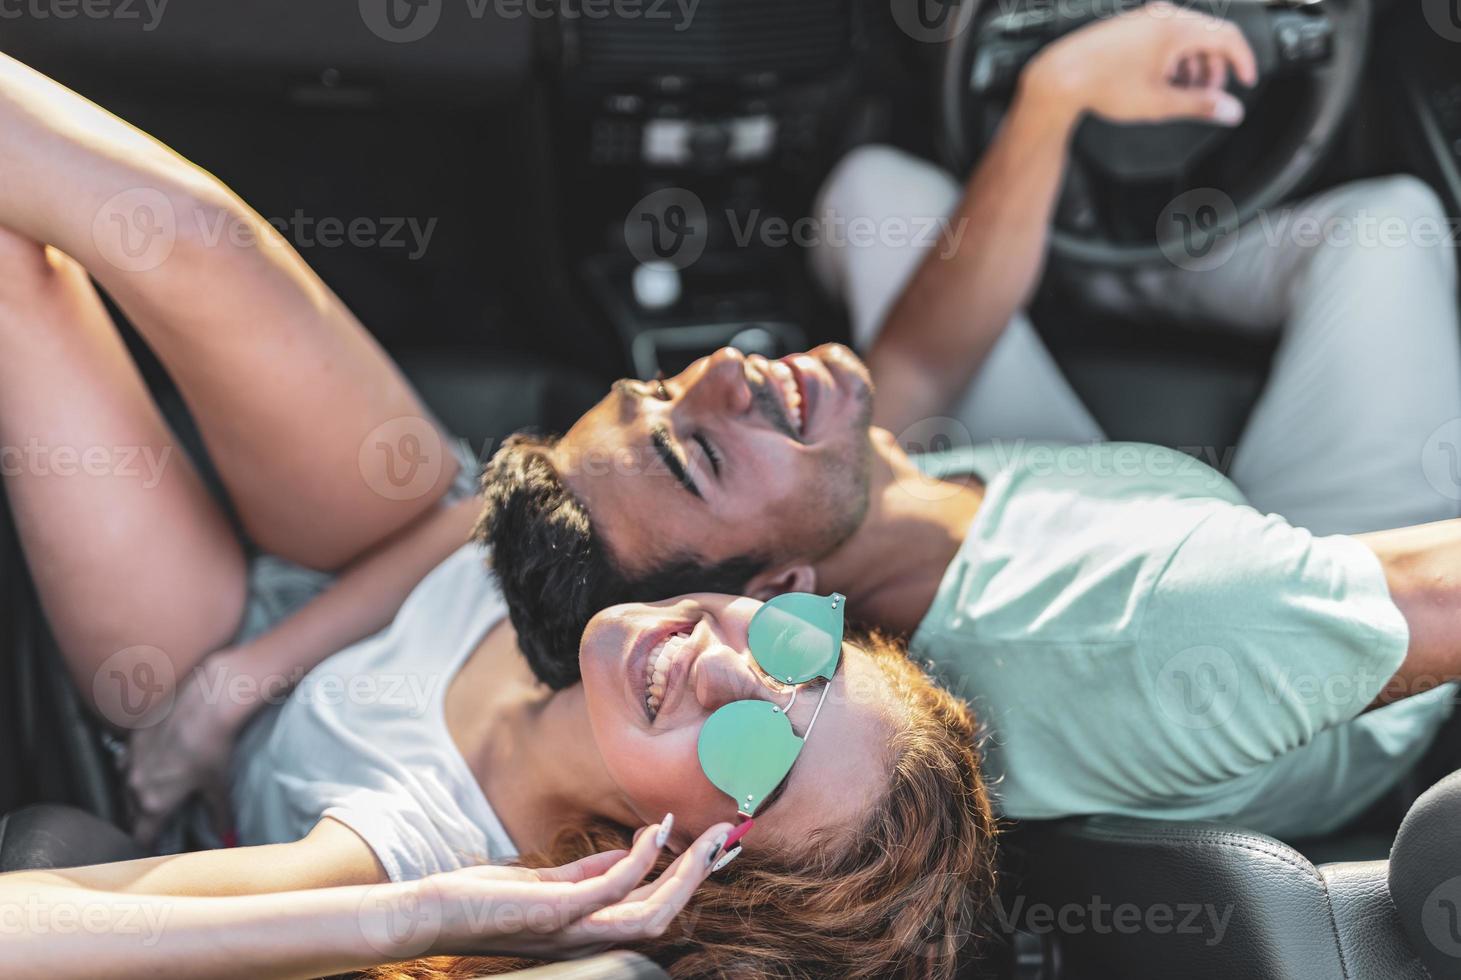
[0,804,143,872]
[1391,770,1461,979]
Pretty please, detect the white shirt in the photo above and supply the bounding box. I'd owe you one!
[231,542,518,881]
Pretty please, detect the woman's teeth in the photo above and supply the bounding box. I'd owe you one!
[646,630,693,718]
[769,361,803,435]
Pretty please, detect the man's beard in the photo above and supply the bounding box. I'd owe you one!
[802,408,876,563]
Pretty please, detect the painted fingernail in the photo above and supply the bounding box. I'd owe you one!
[704,831,729,869]
[655,813,674,848]
[711,846,742,873]
[723,818,754,850]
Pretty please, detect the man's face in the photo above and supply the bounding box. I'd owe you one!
[553,343,875,578]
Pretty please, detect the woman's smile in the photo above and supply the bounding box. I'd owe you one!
[643,628,693,720]
[626,615,700,722]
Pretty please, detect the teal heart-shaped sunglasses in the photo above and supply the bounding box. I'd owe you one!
[695,591,845,826]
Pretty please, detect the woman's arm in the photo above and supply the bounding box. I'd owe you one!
[12,817,387,898]
[5,817,389,979]
[128,496,482,841]
[4,816,722,980]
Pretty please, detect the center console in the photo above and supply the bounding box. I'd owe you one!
[551,0,869,377]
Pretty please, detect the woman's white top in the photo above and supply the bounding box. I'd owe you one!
[231,542,518,881]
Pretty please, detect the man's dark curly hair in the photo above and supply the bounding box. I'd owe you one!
[475,432,768,689]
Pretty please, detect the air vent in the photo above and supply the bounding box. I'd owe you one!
[567,0,851,84]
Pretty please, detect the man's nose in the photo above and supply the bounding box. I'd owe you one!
[680,347,752,416]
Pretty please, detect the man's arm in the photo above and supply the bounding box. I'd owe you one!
[1359,520,1461,705]
[867,4,1257,435]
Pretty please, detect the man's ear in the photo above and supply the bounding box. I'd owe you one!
[744,564,817,600]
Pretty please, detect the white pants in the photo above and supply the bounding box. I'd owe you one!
[811,146,1461,535]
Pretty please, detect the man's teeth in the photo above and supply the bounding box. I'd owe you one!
[769,361,803,435]
[645,631,692,716]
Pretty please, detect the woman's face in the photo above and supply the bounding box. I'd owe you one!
[578,593,899,850]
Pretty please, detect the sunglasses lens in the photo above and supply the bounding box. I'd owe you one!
[747,592,844,685]
[697,700,804,817]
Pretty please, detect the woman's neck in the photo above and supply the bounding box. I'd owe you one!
[444,620,637,855]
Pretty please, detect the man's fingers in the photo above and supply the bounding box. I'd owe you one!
[1176,17,1258,88]
[1166,85,1246,126]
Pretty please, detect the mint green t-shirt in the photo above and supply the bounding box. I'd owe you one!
[911,442,1456,840]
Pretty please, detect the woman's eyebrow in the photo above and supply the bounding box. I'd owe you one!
[759,774,791,814]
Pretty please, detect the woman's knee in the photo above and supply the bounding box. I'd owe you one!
[0,237,113,338]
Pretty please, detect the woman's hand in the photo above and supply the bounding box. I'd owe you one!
[126,648,258,845]
[387,818,737,961]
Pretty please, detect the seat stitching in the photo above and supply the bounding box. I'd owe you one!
[1073,830,1320,877]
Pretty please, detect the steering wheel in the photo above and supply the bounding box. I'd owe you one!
[937,0,1370,267]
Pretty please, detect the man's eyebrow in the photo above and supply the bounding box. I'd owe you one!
[650,424,702,500]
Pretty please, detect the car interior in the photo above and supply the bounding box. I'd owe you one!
[4,0,1461,977]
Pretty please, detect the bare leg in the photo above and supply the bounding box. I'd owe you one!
[0,231,246,711]
[0,52,457,571]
